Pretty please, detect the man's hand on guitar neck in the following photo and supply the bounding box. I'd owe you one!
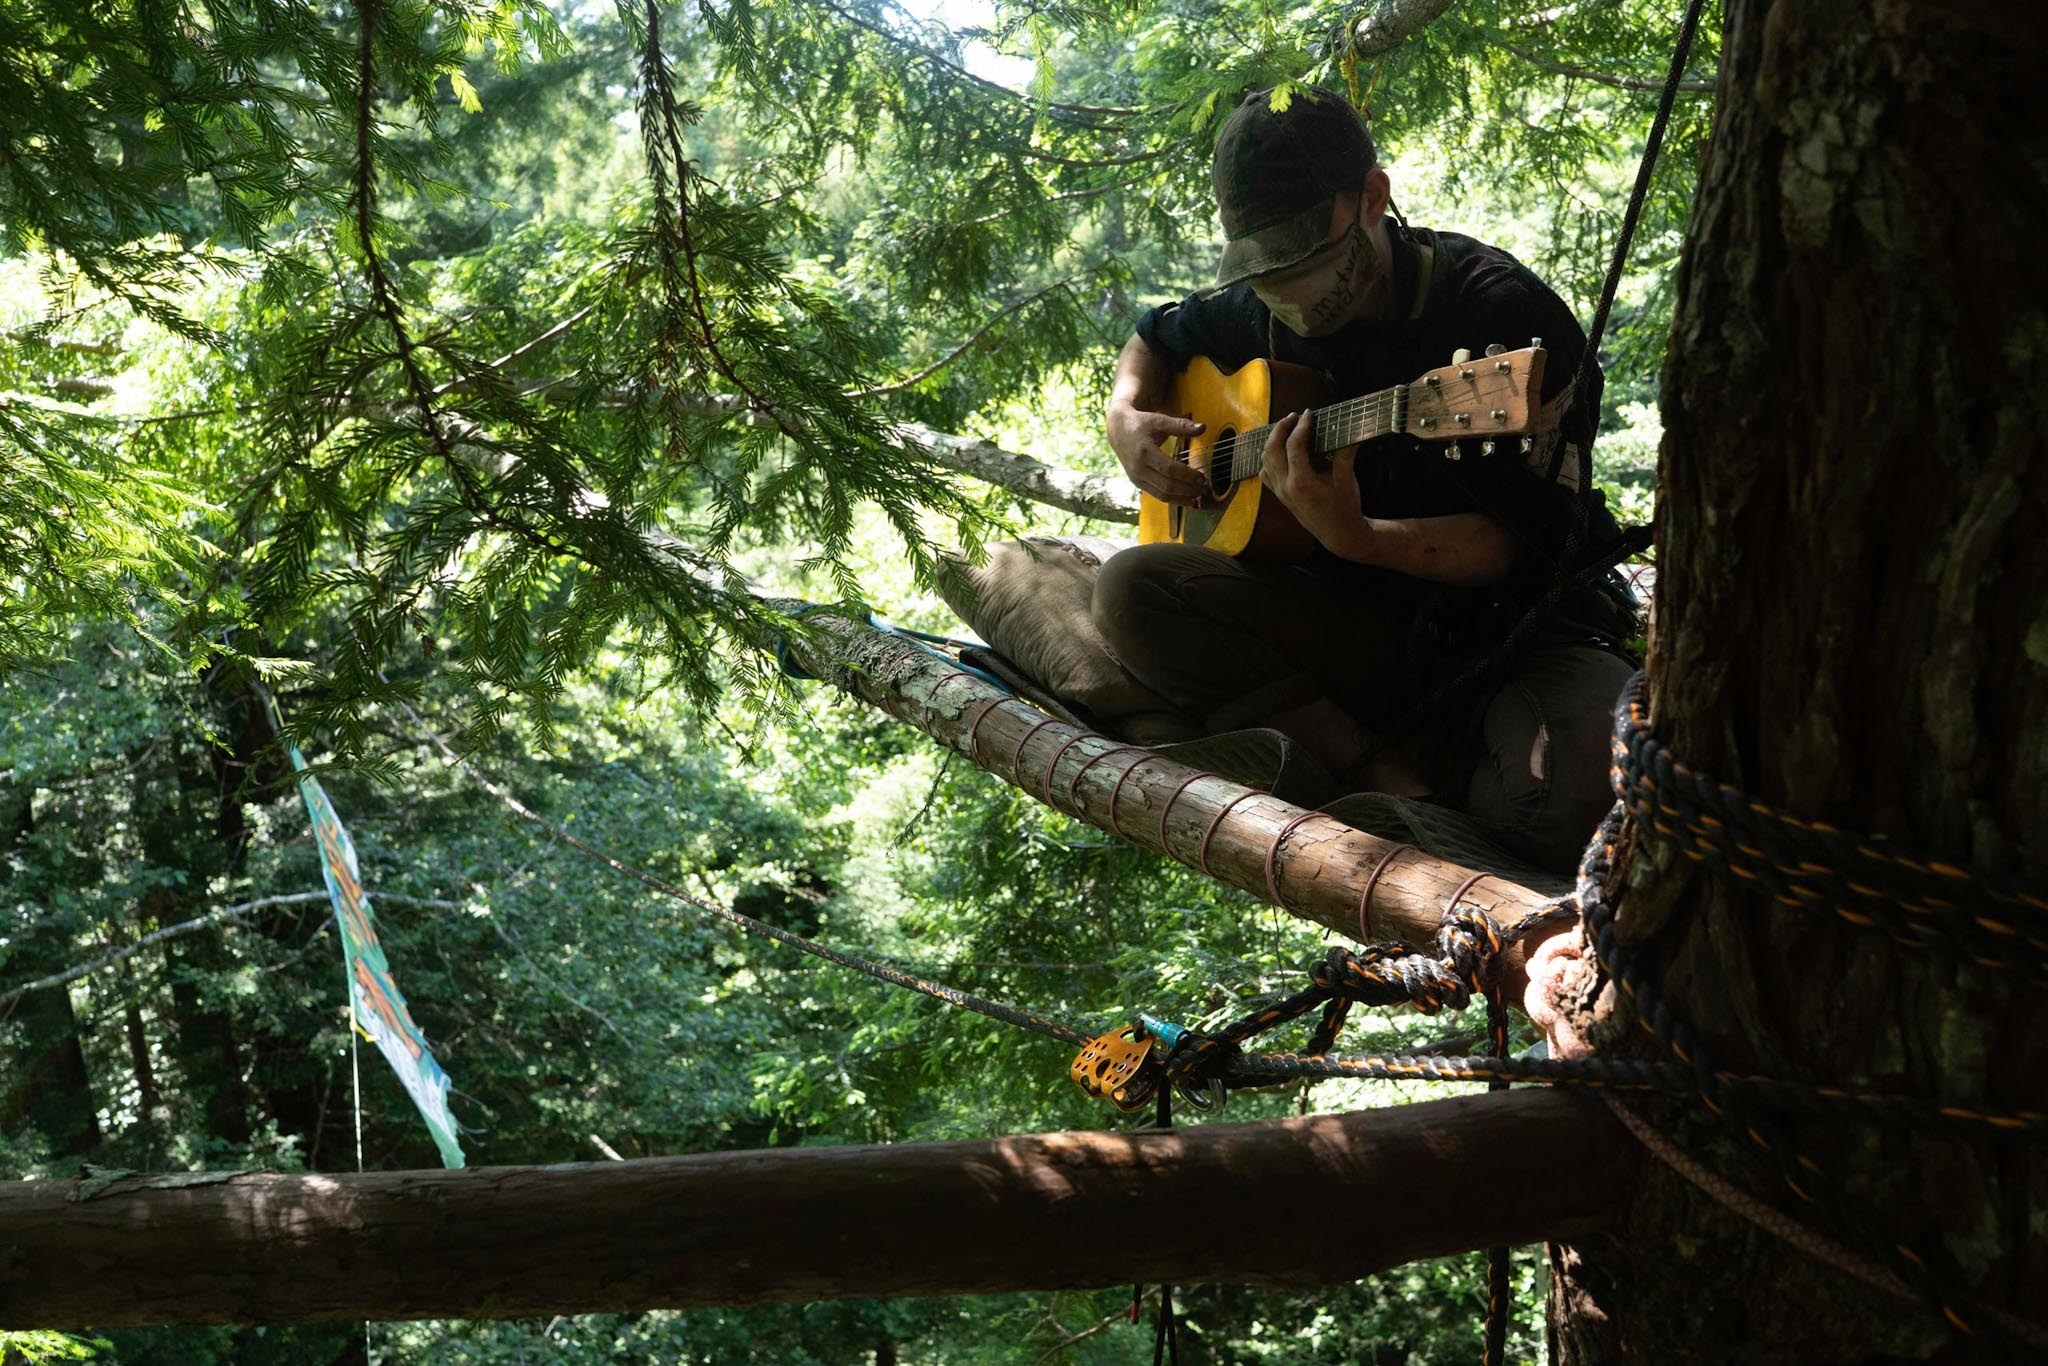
[1107,335,1208,507]
[1265,408,1517,587]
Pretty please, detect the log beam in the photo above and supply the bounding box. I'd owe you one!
[0,1090,1629,1328]
[784,608,1565,1000]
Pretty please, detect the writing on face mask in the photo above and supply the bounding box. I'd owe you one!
[1251,223,1377,338]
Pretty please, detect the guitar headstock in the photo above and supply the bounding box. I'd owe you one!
[1403,344,1547,441]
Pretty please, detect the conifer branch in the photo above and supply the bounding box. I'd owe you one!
[1015,142,1185,170]
[850,272,1089,398]
[816,0,1148,122]
[639,0,805,444]
[966,177,1146,225]
[0,891,464,1013]
[351,0,454,465]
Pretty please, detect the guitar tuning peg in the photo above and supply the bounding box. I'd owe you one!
[1444,443,1463,462]
[1529,336,1543,351]
[1480,439,1496,457]
[1451,347,1472,365]
[1518,436,1534,456]
[1484,344,1504,357]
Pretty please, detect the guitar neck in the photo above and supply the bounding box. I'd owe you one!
[1231,382,1406,478]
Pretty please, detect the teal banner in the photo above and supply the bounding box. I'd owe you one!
[288,743,466,1168]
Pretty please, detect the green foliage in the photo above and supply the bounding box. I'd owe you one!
[0,0,1698,728]
[0,1331,106,1364]
[2,0,1703,1357]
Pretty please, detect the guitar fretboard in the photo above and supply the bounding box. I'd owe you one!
[1217,384,1406,482]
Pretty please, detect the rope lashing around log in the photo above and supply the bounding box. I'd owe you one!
[413,678,2048,1356]
[410,690,2048,1139]
[411,684,2048,1359]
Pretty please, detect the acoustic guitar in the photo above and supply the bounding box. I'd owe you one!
[1136,344,1547,562]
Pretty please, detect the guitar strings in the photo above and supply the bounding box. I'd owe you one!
[1215,394,1399,484]
[1173,394,1400,482]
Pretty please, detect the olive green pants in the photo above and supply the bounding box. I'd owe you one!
[1090,542,1632,873]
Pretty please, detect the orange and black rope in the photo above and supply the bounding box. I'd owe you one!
[1595,672,2048,1345]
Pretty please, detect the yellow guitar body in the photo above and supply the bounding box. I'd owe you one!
[1132,344,1548,563]
[1136,355,1329,562]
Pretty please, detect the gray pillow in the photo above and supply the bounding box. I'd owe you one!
[935,537,1183,739]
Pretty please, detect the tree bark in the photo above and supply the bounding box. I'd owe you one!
[1545,2,2048,1359]
[1349,0,1459,57]
[0,1089,1630,1329]
[784,606,1564,1001]
[893,422,1137,524]
[527,388,1142,523]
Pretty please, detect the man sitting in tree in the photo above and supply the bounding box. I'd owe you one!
[1097,84,1636,870]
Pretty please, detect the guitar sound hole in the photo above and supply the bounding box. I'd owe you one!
[1207,430,1236,498]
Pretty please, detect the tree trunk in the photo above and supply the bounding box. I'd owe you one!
[140,746,253,1149]
[0,1090,1629,1329]
[1546,2,2048,1358]
[0,784,101,1156]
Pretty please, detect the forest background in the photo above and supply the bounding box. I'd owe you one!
[0,0,1711,1359]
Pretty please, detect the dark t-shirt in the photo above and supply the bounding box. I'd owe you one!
[1135,220,1619,616]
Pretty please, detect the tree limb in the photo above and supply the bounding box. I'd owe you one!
[892,423,1136,522]
[815,0,1148,122]
[527,386,1140,523]
[777,605,1565,1000]
[0,1089,1629,1327]
[0,891,465,1013]
[1349,0,1460,57]
[1499,40,1716,93]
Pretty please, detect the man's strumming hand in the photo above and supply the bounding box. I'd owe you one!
[1107,402,1208,507]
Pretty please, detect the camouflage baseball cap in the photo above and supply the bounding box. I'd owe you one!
[1210,85,1377,291]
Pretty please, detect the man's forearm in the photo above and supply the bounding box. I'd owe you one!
[1109,334,1173,416]
[1325,511,1516,586]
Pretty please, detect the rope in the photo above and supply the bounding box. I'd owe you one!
[405,683,2048,1142]
[1356,841,1417,941]
[410,619,2048,1349]
[1346,0,1712,766]
[1612,674,2048,975]
[1262,810,1322,910]
[1585,675,2048,1346]
[1199,791,1265,877]
[1603,1094,2048,1352]
[1039,732,1092,807]
[1599,1093,1907,1299]
[399,701,1092,1049]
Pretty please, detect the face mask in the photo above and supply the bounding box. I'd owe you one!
[1251,222,1378,338]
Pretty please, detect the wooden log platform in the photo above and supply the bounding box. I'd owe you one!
[0,1090,1630,1328]
[781,606,1569,1001]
